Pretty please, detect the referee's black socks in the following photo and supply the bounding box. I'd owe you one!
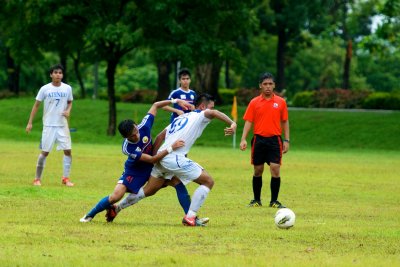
[252,176,262,201]
[270,177,281,203]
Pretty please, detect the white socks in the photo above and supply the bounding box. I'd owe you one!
[63,155,72,178]
[118,188,145,210]
[187,185,210,217]
[35,154,47,179]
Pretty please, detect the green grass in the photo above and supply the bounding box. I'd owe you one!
[0,98,399,266]
[1,98,400,150]
[0,141,399,266]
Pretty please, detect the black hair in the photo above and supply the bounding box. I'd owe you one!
[178,68,191,79]
[258,72,275,84]
[194,93,215,108]
[118,119,136,138]
[49,64,64,75]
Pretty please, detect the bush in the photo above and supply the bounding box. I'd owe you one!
[236,88,259,105]
[362,92,400,110]
[121,90,157,103]
[292,91,315,107]
[292,89,373,109]
[98,91,122,102]
[219,88,237,105]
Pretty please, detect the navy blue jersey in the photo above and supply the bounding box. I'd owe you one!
[167,88,196,122]
[122,114,154,177]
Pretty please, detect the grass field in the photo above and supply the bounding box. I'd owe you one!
[0,98,399,266]
[0,140,399,266]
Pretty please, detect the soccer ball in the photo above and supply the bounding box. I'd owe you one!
[274,208,295,229]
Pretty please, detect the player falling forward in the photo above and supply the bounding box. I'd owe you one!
[106,94,236,226]
[80,98,193,222]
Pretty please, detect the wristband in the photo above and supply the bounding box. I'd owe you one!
[171,99,177,104]
[167,146,173,153]
[284,139,290,143]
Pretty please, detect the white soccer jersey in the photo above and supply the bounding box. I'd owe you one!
[158,110,211,155]
[36,82,73,126]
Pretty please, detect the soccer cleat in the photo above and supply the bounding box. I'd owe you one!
[62,177,74,187]
[247,199,262,207]
[269,200,286,209]
[196,217,210,225]
[33,179,42,186]
[80,215,93,223]
[105,204,118,222]
[182,215,206,227]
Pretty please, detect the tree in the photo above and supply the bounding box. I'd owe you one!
[257,0,333,92]
[183,0,256,103]
[84,0,141,135]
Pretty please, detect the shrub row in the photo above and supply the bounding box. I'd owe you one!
[292,89,400,110]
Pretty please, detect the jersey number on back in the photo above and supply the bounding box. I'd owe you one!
[169,117,188,134]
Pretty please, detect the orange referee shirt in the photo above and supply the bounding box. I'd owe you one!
[243,94,288,137]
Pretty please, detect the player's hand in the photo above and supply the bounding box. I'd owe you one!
[26,123,32,134]
[172,139,185,150]
[176,99,194,111]
[224,122,237,136]
[240,140,247,151]
[176,110,184,116]
[62,111,70,118]
[283,142,289,153]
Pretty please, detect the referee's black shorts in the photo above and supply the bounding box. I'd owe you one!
[251,135,283,166]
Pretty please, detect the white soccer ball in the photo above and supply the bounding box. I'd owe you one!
[274,208,295,229]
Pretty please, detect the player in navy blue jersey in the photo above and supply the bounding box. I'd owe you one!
[80,99,192,222]
[106,94,236,226]
[162,68,197,123]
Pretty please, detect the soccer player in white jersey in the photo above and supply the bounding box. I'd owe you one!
[26,64,74,186]
[108,94,236,226]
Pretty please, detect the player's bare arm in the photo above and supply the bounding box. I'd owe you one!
[139,139,185,164]
[281,120,290,153]
[62,100,72,118]
[240,120,253,151]
[26,100,41,133]
[153,129,167,155]
[148,99,193,116]
[162,106,185,115]
[204,109,237,136]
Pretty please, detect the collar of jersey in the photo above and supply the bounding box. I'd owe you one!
[193,109,202,113]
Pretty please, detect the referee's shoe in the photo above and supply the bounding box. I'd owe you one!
[269,200,286,208]
[247,199,262,207]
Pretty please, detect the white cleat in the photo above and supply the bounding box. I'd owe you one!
[80,215,93,223]
[196,217,210,225]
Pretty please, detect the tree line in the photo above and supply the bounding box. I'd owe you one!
[0,0,399,135]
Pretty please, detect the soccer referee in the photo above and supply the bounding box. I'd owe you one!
[240,72,290,208]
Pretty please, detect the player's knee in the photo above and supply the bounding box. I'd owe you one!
[204,177,214,189]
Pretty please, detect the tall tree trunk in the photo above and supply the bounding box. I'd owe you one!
[73,56,86,98]
[6,49,20,95]
[225,60,231,89]
[342,39,352,90]
[93,61,99,99]
[276,28,287,92]
[106,59,118,136]
[60,56,68,83]
[156,60,172,101]
[194,61,223,104]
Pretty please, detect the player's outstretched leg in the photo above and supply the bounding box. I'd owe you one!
[80,196,112,222]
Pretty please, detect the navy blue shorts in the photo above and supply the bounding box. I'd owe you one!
[251,135,283,166]
[118,172,150,194]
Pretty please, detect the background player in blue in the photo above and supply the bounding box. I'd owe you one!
[163,68,197,123]
[80,99,191,222]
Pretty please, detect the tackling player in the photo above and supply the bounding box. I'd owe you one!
[106,94,237,226]
[79,99,192,222]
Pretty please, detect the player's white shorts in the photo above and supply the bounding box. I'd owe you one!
[151,153,203,185]
[40,126,71,152]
